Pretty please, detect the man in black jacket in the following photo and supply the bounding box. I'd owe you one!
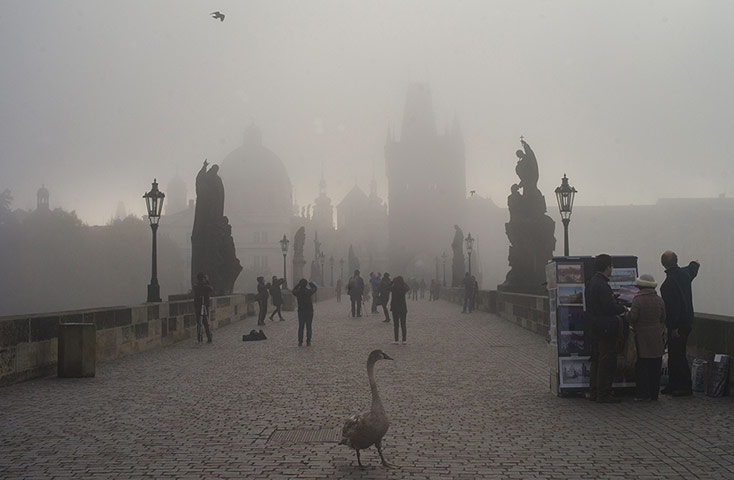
[347,270,365,318]
[660,251,700,397]
[256,276,269,326]
[292,279,318,346]
[586,254,627,403]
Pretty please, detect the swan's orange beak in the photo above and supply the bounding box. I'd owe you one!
[382,353,393,361]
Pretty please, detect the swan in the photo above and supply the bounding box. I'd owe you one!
[340,349,394,468]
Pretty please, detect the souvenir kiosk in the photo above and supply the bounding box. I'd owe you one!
[547,255,639,396]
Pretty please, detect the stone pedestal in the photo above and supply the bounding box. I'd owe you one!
[58,323,96,378]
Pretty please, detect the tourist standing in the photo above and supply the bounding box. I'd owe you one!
[660,251,700,397]
[335,278,342,303]
[586,254,627,403]
[193,272,213,343]
[626,274,666,401]
[347,270,365,317]
[292,279,318,346]
[269,276,285,321]
[256,276,269,326]
[419,279,426,299]
[390,276,410,344]
[462,273,473,313]
[370,272,381,313]
[379,272,392,323]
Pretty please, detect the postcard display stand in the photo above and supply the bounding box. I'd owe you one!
[547,255,638,396]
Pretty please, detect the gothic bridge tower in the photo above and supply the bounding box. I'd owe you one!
[385,84,466,275]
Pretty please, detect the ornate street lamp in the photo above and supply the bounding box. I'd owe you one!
[329,256,335,286]
[143,179,165,303]
[554,174,577,257]
[441,251,447,287]
[318,251,326,285]
[465,233,475,276]
[279,234,289,288]
[339,257,344,282]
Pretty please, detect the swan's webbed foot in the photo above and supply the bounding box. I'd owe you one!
[376,442,395,469]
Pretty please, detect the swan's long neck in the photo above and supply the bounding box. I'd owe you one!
[367,361,384,413]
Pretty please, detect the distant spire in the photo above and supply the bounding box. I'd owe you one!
[319,162,326,196]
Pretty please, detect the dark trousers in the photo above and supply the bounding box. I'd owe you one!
[668,327,692,392]
[589,337,617,400]
[635,356,663,400]
[336,291,341,302]
[298,310,313,345]
[462,292,474,312]
[196,312,212,342]
[257,300,268,325]
[371,294,379,313]
[381,302,390,322]
[393,311,407,341]
[269,303,283,320]
[350,296,362,317]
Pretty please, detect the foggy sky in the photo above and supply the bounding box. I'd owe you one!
[2,1,733,224]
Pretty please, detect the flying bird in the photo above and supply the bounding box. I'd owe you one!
[210,11,225,22]
[340,350,394,469]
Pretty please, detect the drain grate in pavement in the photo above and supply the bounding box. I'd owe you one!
[268,427,342,445]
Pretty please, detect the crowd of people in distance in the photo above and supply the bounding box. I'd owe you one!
[191,247,701,405]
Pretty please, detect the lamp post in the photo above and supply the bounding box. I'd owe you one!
[465,233,475,276]
[441,251,447,287]
[339,258,344,282]
[319,252,326,285]
[329,256,334,286]
[554,174,577,257]
[143,179,165,303]
[279,234,289,288]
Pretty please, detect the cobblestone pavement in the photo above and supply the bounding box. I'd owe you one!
[2,298,734,479]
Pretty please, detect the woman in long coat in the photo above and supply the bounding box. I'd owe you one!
[626,274,666,401]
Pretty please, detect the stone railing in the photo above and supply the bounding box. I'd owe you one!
[443,288,734,390]
[0,294,250,387]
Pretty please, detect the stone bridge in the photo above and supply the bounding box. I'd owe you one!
[2,297,733,479]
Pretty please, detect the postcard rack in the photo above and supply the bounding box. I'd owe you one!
[547,255,638,396]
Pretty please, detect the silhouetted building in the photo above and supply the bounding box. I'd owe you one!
[385,84,466,275]
[36,185,49,211]
[336,181,388,272]
[221,125,293,291]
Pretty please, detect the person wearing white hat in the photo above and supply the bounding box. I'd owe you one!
[626,274,666,401]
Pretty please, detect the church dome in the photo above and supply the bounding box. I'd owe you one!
[220,125,293,217]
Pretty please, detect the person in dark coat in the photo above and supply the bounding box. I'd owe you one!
[193,272,214,343]
[660,251,700,396]
[390,276,410,344]
[626,274,666,401]
[347,270,365,317]
[292,278,318,346]
[378,272,392,323]
[585,254,627,403]
[256,276,269,326]
[269,276,286,321]
[369,272,381,313]
[461,272,473,313]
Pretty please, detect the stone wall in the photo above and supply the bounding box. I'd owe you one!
[0,295,249,387]
[443,289,734,390]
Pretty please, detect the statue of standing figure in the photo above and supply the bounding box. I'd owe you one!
[499,139,556,294]
[191,160,242,295]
